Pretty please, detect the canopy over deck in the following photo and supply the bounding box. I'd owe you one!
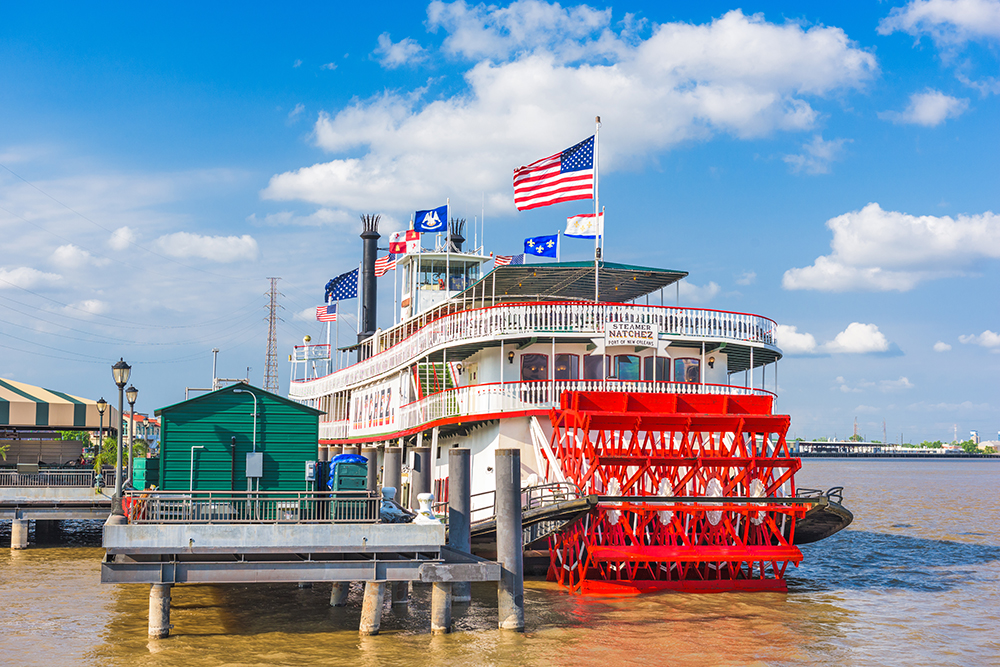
[467,261,688,304]
[0,377,119,432]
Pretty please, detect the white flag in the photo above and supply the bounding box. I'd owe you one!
[565,212,604,239]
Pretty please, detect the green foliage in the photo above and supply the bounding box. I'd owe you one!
[958,439,978,454]
[58,430,92,445]
[0,443,7,461]
[92,436,148,472]
[984,446,997,455]
[918,440,944,449]
[848,434,864,442]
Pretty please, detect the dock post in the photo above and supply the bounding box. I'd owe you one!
[383,447,402,497]
[359,581,385,636]
[148,584,172,639]
[431,582,453,634]
[410,446,431,510]
[449,448,472,602]
[363,446,379,491]
[330,582,349,607]
[343,445,360,456]
[11,518,29,550]
[495,448,525,631]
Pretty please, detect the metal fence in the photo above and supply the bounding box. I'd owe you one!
[124,490,380,524]
[434,481,584,524]
[0,469,98,487]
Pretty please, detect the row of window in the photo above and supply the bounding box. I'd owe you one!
[520,354,701,383]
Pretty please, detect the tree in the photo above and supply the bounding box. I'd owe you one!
[58,430,92,445]
[92,436,148,472]
[959,439,978,454]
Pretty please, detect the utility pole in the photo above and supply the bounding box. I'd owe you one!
[264,278,283,393]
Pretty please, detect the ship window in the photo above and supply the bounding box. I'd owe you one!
[583,355,604,380]
[554,354,579,380]
[643,356,670,382]
[675,358,701,383]
[614,355,640,381]
[520,354,548,382]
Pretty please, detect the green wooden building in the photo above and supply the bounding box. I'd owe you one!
[154,383,322,492]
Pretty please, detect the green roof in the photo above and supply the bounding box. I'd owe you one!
[155,382,322,417]
[460,261,688,303]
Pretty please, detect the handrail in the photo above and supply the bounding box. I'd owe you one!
[291,302,779,401]
[123,489,379,524]
[433,482,584,524]
[0,469,97,488]
[318,379,775,441]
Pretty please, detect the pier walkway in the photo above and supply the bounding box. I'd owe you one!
[1,468,115,548]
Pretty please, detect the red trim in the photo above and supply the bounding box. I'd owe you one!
[319,409,546,445]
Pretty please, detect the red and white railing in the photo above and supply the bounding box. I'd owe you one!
[318,379,774,441]
[294,302,778,401]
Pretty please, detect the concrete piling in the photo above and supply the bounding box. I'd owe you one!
[359,581,385,636]
[11,518,29,550]
[342,445,360,456]
[430,582,453,634]
[448,448,472,602]
[410,446,431,510]
[362,446,379,491]
[495,448,525,631]
[148,584,172,639]
[330,582,349,607]
[383,447,402,498]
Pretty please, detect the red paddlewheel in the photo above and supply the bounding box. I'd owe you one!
[544,391,804,595]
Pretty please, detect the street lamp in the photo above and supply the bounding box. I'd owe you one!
[96,397,107,461]
[111,358,131,517]
[125,385,138,487]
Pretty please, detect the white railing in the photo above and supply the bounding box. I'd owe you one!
[318,380,774,441]
[0,469,98,487]
[294,302,778,401]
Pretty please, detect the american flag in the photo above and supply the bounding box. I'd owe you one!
[374,253,396,277]
[513,136,594,211]
[315,304,337,322]
[324,268,358,301]
[494,254,524,267]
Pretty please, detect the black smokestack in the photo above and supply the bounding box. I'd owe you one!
[359,214,380,352]
[448,218,466,252]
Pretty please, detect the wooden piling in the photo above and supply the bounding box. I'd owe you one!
[359,581,385,636]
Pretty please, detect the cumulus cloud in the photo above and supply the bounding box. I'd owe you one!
[879,89,968,126]
[735,270,756,285]
[109,226,137,251]
[69,299,110,316]
[373,33,426,68]
[878,0,1000,45]
[933,340,953,351]
[155,232,259,263]
[288,103,306,120]
[783,203,1000,291]
[246,208,359,228]
[824,322,890,354]
[293,59,302,68]
[0,266,62,289]
[880,376,914,391]
[783,134,850,174]
[51,244,110,269]
[264,6,876,213]
[678,280,720,304]
[775,324,818,354]
[959,329,1000,348]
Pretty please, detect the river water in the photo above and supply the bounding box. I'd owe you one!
[1,459,998,666]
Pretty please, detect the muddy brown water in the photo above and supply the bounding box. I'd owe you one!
[1,459,998,666]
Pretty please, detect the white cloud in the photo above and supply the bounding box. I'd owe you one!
[855,404,881,414]
[959,329,1000,347]
[293,59,303,68]
[783,203,1000,291]
[833,376,863,393]
[320,62,337,70]
[678,280,720,304]
[823,322,890,354]
[783,134,850,174]
[69,299,110,316]
[878,0,1000,45]
[288,103,305,120]
[264,7,876,213]
[907,399,992,412]
[934,340,953,351]
[51,244,110,269]
[775,324,818,354]
[154,232,259,263]
[734,270,756,285]
[246,208,357,228]
[373,32,426,68]
[109,226,137,251]
[880,376,914,391]
[879,89,968,126]
[0,266,62,289]
[294,307,316,322]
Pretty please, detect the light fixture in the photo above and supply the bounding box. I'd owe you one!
[708,356,715,369]
[507,351,515,364]
[125,385,138,405]
[110,358,131,517]
[97,397,107,415]
[125,385,138,487]
[112,358,131,388]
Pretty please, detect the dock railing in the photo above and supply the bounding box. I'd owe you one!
[434,481,584,524]
[123,490,380,524]
[0,469,101,488]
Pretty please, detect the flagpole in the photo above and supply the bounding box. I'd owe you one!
[356,260,362,363]
[594,115,601,303]
[556,231,560,262]
[393,257,398,326]
[325,295,332,376]
[446,197,451,297]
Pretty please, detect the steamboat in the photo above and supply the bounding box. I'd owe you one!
[289,217,851,595]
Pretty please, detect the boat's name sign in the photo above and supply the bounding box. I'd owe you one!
[349,374,403,436]
[604,321,658,348]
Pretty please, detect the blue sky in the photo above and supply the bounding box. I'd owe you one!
[1,0,998,442]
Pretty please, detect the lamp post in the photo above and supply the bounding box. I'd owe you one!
[111,358,131,517]
[96,397,107,461]
[125,385,138,487]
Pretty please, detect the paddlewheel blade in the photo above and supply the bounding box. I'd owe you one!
[545,391,804,594]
